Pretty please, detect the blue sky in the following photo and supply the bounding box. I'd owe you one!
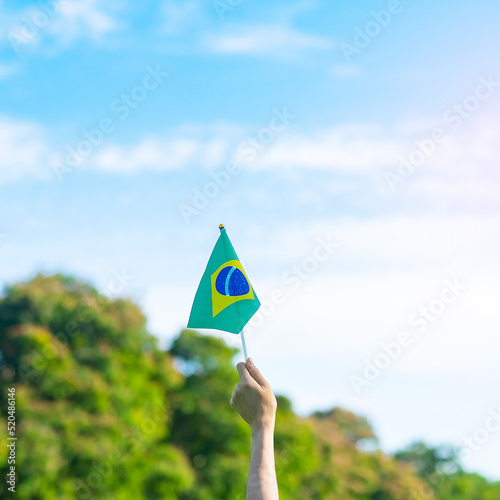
[1,0,500,480]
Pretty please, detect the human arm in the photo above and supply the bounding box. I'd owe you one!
[230,358,279,500]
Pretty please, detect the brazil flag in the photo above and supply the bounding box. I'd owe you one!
[187,226,261,334]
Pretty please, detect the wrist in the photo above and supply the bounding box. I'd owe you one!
[251,418,275,436]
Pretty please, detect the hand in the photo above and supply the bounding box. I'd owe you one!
[230,358,277,431]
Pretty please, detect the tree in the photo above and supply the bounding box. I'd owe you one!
[169,329,249,500]
[0,274,194,499]
[1,274,497,499]
[394,441,500,500]
[394,440,459,477]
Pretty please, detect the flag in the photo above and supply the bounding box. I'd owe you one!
[187,226,260,334]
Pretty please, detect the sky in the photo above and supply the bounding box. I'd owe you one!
[1,0,500,481]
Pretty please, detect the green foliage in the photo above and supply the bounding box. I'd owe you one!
[312,406,377,445]
[395,441,500,500]
[169,330,249,499]
[307,410,429,500]
[394,440,459,477]
[0,274,193,499]
[432,472,500,500]
[0,274,498,499]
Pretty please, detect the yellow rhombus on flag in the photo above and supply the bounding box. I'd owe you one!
[187,226,260,334]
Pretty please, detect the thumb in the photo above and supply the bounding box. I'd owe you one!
[246,358,268,389]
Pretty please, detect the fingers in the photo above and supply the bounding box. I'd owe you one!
[236,361,255,385]
[230,384,243,407]
[245,357,268,389]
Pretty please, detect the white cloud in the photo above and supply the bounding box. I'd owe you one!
[392,111,500,204]
[94,137,199,173]
[161,0,202,35]
[243,108,500,179]
[155,2,336,59]
[92,134,230,173]
[0,117,242,181]
[204,24,334,56]
[244,123,400,171]
[144,213,500,346]
[0,117,51,183]
[140,213,500,480]
[156,1,333,57]
[2,0,122,52]
[49,0,121,45]
[3,107,500,222]
[85,122,400,175]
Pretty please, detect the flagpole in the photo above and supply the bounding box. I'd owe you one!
[240,328,248,360]
[219,223,249,360]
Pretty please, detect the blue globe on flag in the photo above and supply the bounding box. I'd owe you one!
[215,266,250,296]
